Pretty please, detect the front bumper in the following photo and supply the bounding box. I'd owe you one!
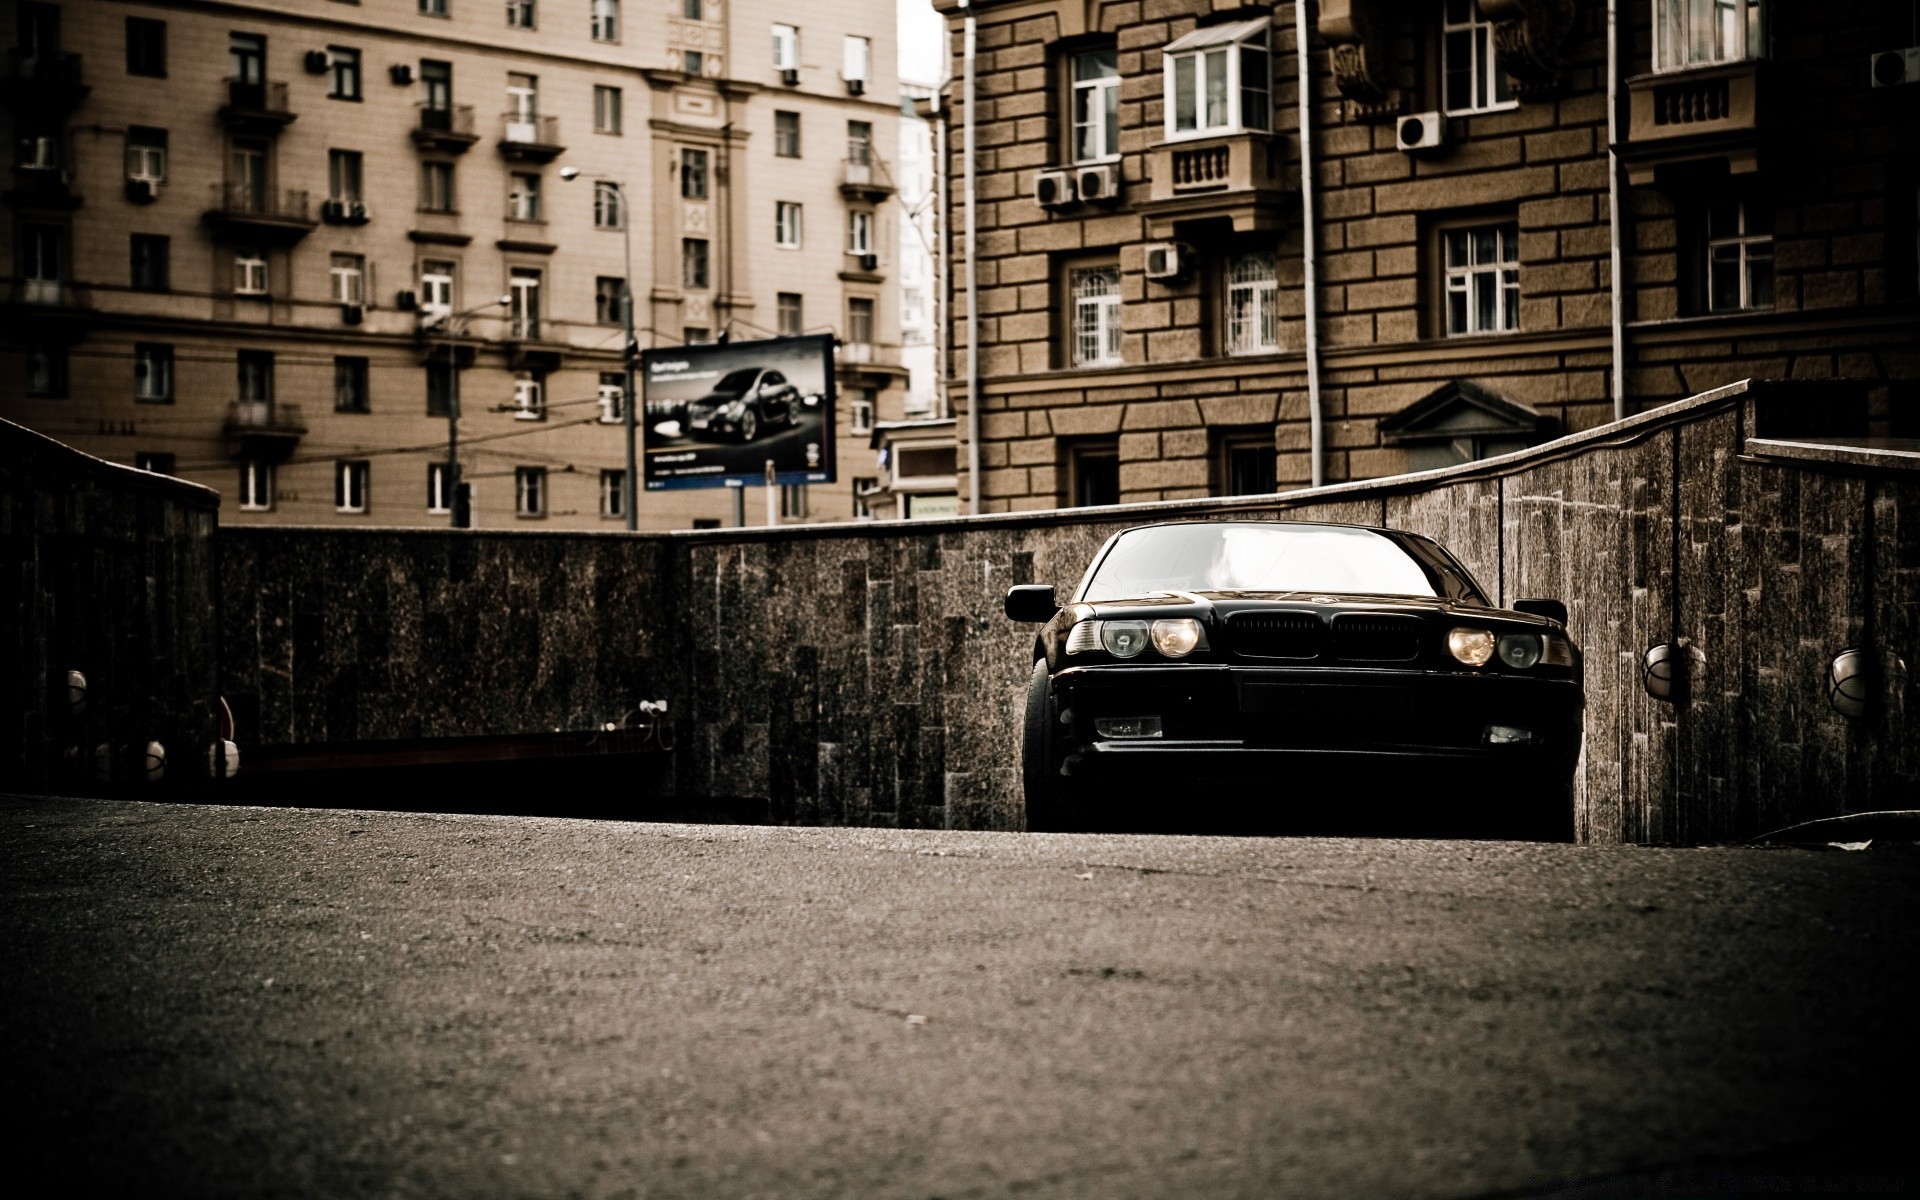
[686,406,745,434]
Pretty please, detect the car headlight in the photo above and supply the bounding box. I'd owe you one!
[1447,627,1496,667]
[1066,618,1208,659]
[1149,618,1205,658]
[1497,633,1542,669]
[1066,620,1102,655]
[1100,620,1150,659]
[1541,633,1574,667]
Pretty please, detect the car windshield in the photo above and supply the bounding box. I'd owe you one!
[711,368,759,396]
[1080,524,1440,601]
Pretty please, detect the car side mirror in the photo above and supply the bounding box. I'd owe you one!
[1004,584,1058,622]
[1513,598,1568,626]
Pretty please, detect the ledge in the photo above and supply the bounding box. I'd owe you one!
[1742,437,1920,476]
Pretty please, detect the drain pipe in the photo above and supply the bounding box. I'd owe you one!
[1607,0,1627,422]
[960,0,982,512]
[1296,0,1325,488]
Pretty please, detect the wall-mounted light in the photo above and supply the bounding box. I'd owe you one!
[1643,642,1686,704]
[67,669,87,715]
[207,740,241,780]
[1828,649,1908,720]
[145,740,167,784]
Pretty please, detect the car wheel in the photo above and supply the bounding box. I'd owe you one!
[737,409,759,442]
[1022,659,1082,832]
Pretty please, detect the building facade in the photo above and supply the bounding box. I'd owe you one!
[1,0,908,529]
[933,0,1920,511]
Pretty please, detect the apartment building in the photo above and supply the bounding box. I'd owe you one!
[933,0,1920,510]
[0,0,906,529]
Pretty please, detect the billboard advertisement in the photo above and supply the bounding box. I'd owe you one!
[640,334,836,491]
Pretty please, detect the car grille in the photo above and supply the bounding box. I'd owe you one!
[1227,610,1325,659]
[1330,613,1423,662]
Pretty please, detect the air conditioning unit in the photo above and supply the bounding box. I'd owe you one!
[321,197,349,222]
[779,66,800,87]
[1870,46,1920,86]
[125,178,157,203]
[1034,168,1076,209]
[1143,242,1190,282]
[1395,111,1447,154]
[341,303,364,325]
[846,77,866,96]
[304,50,330,74]
[1075,163,1120,206]
[859,252,880,272]
[389,63,414,86]
[395,290,418,311]
[22,137,57,169]
[348,200,370,223]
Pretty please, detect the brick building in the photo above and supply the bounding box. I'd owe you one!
[932,0,1920,510]
[0,0,909,529]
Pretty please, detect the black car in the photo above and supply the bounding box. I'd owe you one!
[1004,521,1584,838]
[684,367,801,442]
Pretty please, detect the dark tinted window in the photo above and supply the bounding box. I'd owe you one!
[126,17,166,76]
[713,368,758,394]
[1080,524,1440,602]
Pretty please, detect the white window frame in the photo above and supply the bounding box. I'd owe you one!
[234,248,267,295]
[774,110,801,157]
[1441,0,1515,116]
[512,372,544,419]
[328,149,363,203]
[1224,250,1279,356]
[847,210,873,255]
[1654,0,1763,73]
[1705,200,1774,313]
[420,261,455,318]
[598,371,626,423]
[428,462,452,514]
[1442,221,1521,337]
[776,201,803,249]
[336,460,370,514]
[506,0,536,29]
[515,466,547,517]
[594,180,624,229]
[330,253,365,304]
[777,292,803,335]
[594,85,622,134]
[509,267,541,338]
[508,172,541,221]
[773,24,798,70]
[135,343,173,401]
[1072,49,1120,164]
[125,130,167,182]
[239,461,274,511]
[600,469,625,518]
[851,392,874,434]
[591,0,619,42]
[507,73,538,121]
[1070,266,1123,367]
[842,35,870,82]
[1161,18,1271,142]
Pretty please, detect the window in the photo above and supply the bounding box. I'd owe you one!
[130,235,170,291]
[595,275,626,325]
[1442,221,1519,336]
[780,484,808,519]
[851,390,874,434]
[512,372,545,419]
[1225,250,1279,355]
[26,345,66,397]
[847,297,875,345]
[773,24,798,70]
[325,151,362,205]
[1706,200,1773,312]
[136,452,175,475]
[509,267,541,337]
[682,238,710,289]
[507,72,538,120]
[595,468,625,514]
[426,362,454,415]
[335,356,370,412]
[847,120,873,165]
[230,139,268,211]
[330,253,365,304]
[1655,0,1762,72]
[1064,439,1120,507]
[848,210,874,255]
[1163,18,1270,139]
[598,372,626,422]
[852,477,877,518]
[421,59,452,113]
[683,326,710,344]
[20,223,62,302]
[239,461,274,511]
[125,127,166,182]
[428,462,453,514]
[515,466,547,517]
[237,350,273,403]
[684,50,704,75]
[420,260,455,316]
[135,343,174,402]
[591,0,618,41]
[230,33,265,86]
[508,172,541,220]
[683,0,704,18]
[506,0,535,29]
[419,0,449,15]
[1070,265,1122,366]
[774,110,801,157]
[692,518,721,530]
[235,247,268,295]
[1072,49,1120,162]
[1441,0,1513,115]
[594,181,624,228]
[777,292,803,335]
[776,201,803,248]
[126,17,166,77]
[681,148,709,199]
[594,85,622,134]
[336,460,370,514]
[422,160,455,212]
[1212,428,1276,497]
[843,35,871,82]
[328,47,361,100]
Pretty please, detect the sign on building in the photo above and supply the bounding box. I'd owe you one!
[641,334,837,490]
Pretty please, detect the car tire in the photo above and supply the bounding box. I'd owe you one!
[1022,659,1082,832]
[736,409,759,442]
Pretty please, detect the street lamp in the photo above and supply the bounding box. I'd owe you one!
[425,295,509,528]
[560,166,638,530]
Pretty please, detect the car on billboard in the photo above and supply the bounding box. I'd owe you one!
[684,367,802,442]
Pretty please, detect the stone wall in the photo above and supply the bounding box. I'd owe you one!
[217,380,1917,842]
[2,419,222,795]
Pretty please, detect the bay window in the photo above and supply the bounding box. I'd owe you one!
[1162,18,1270,140]
[1655,0,1763,72]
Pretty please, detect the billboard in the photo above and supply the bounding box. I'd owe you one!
[640,334,836,491]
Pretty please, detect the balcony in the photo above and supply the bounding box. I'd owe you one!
[203,183,318,245]
[223,402,306,461]
[836,341,909,389]
[219,78,296,135]
[497,113,564,163]
[1622,60,1760,186]
[1143,131,1289,237]
[840,157,895,202]
[3,49,87,111]
[412,103,479,154]
[3,278,95,336]
[4,164,80,211]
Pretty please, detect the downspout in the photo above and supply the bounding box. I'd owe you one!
[960,0,981,512]
[1295,1,1325,488]
[1607,0,1627,422]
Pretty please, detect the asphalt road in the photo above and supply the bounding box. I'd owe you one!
[5,794,1918,1199]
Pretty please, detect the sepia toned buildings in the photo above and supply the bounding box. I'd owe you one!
[932,0,1920,510]
[0,0,912,528]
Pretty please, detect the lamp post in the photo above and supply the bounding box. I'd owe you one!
[436,296,510,528]
[561,167,638,530]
